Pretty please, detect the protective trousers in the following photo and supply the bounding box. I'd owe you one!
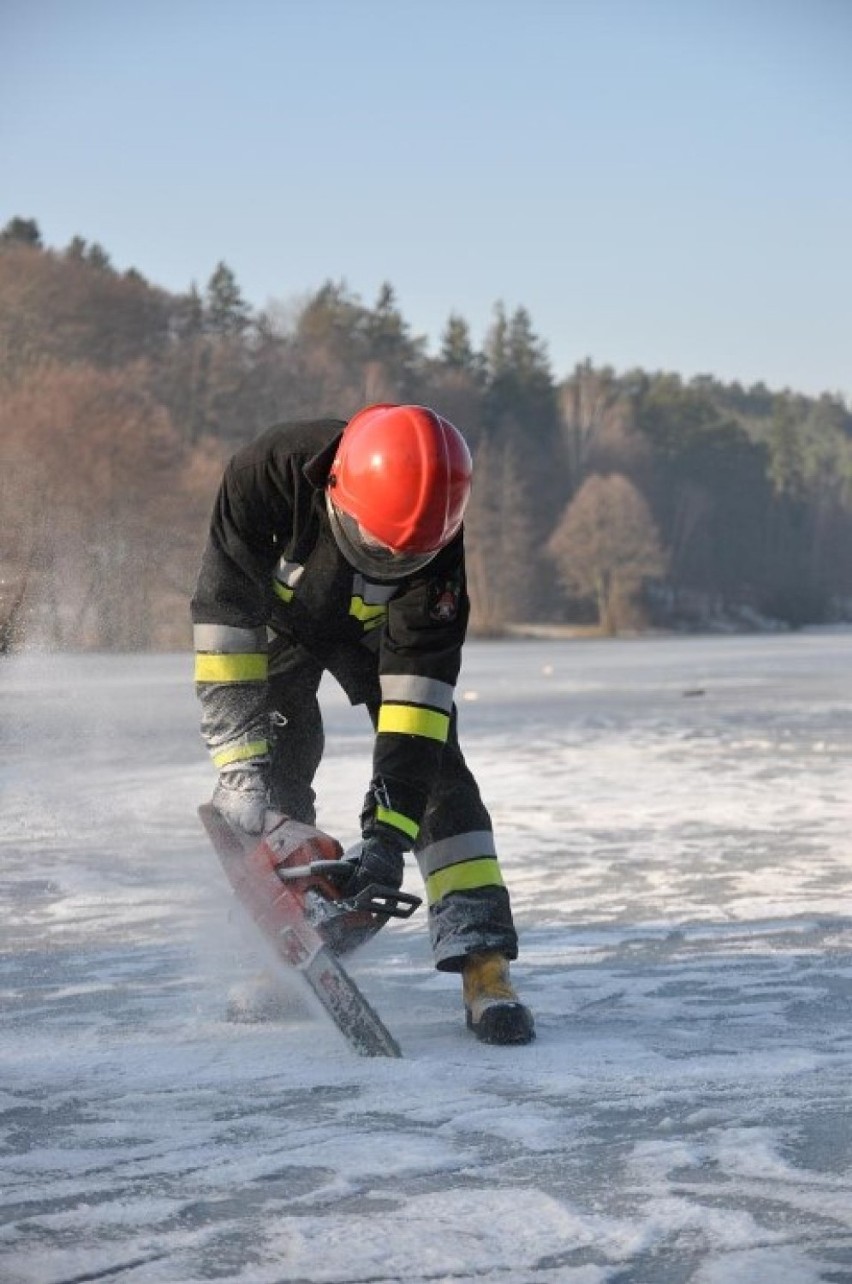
[267,638,518,972]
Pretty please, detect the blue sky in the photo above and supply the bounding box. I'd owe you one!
[2,0,850,397]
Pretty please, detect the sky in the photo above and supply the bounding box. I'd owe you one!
[2,0,851,398]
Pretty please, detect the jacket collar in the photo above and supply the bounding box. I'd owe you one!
[303,433,342,489]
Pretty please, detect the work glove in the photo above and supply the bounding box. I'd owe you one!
[211,760,270,835]
[338,831,406,896]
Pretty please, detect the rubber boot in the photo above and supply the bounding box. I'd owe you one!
[462,952,535,1045]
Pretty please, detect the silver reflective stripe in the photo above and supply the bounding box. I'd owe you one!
[193,624,268,653]
[353,574,398,606]
[380,674,455,711]
[415,830,497,875]
[274,559,304,589]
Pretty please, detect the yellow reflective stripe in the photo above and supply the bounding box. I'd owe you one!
[377,704,450,742]
[425,858,505,904]
[375,805,420,841]
[350,597,387,624]
[212,740,269,769]
[273,580,294,602]
[194,653,268,683]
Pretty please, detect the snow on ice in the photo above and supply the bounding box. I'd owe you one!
[1,633,851,1283]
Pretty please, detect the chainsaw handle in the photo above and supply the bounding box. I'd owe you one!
[349,885,423,920]
[275,862,422,920]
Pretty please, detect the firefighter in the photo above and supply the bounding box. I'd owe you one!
[191,404,534,1045]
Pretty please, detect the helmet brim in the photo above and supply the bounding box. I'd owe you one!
[326,493,438,582]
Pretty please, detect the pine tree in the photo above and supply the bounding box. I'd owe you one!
[205,261,251,336]
[440,313,477,372]
[85,242,114,272]
[363,283,425,394]
[0,216,42,248]
[65,236,88,260]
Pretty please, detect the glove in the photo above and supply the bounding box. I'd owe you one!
[339,832,405,896]
[211,761,270,835]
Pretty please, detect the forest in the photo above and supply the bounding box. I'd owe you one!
[1,214,851,651]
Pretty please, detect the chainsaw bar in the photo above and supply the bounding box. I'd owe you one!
[199,804,404,1058]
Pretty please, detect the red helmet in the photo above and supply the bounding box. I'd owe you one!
[326,404,472,579]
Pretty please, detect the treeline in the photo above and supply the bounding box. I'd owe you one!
[1,214,851,651]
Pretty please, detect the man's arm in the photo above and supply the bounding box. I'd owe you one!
[365,536,469,846]
[191,455,284,807]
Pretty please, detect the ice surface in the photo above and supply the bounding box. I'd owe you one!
[1,634,851,1283]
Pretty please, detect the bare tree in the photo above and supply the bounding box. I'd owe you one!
[546,473,667,634]
[0,361,220,650]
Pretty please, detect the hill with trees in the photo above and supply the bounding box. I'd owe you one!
[1,215,850,651]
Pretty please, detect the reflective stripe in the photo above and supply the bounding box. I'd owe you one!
[275,559,304,587]
[195,653,268,683]
[193,624,267,653]
[377,704,450,741]
[416,830,498,877]
[212,739,269,769]
[425,858,505,904]
[349,577,396,632]
[273,559,304,603]
[352,575,398,606]
[350,597,387,629]
[380,674,455,712]
[376,805,420,841]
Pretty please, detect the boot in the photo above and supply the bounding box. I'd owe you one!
[462,952,535,1045]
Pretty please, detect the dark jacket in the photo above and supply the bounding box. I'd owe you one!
[191,419,470,844]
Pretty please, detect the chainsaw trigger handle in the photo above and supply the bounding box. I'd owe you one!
[347,885,422,920]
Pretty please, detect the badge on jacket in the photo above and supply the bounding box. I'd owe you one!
[428,576,461,622]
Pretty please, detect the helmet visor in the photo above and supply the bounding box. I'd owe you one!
[326,493,438,581]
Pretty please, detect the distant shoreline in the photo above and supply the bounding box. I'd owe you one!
[498,621,852,641]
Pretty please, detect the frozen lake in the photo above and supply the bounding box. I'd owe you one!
[2,632,851,1283]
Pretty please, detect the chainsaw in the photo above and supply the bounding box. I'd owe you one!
[199,805,421,1056]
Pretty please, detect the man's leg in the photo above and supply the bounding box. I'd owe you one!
[411,708,519,973]
[412,711,533,1042]
[267,635,324,824]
